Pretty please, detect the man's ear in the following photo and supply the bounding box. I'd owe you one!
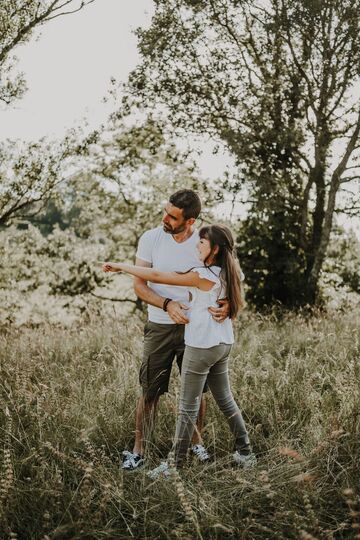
[187,217,196,226]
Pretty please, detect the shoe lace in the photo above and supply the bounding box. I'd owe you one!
[193,445,209,457]
[123,451,141,466]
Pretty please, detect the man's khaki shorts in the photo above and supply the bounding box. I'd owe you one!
[139,321,208,400]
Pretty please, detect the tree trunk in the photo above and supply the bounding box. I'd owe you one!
[308,178,339,296]
[305,111,360,303]
[303,119,331,302]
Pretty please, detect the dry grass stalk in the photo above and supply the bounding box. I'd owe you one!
[0,407,14,509]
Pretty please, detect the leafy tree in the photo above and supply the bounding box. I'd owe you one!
[323,227,360,296]
[0,0,96,228]
[51,115,217,303]
[0,134,95,226]
[0,221,108,325]
[0,0,94,105]
[127,0,360,307]
[88,114,217,251]
[0,116,216,323]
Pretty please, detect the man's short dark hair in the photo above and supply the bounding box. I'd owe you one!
[169,189,201,220]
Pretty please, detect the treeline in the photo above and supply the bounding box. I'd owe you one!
[0,113,358,325]
[1,0,360,325]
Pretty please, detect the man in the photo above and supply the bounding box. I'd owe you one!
[122,189,229,470]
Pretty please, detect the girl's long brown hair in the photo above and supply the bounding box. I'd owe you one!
[200,224,245,319]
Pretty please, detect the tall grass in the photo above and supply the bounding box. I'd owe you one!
[0,309,359,539]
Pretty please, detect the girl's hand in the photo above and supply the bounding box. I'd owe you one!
[102,262,120,273]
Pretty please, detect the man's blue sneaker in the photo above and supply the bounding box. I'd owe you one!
[121,450,144,470]
[191,444,210,462]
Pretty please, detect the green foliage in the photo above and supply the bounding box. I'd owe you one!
[328,229,360,294]
[0,223,109,324]
[128,0,360,308]
[0,310,359,538]
[321,227,360,308]
[0,135,90,226]
[88,115,218,250]
[0,116,218,323]
[238,208,307,308]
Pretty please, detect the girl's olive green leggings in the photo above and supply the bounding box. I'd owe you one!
[173,343,250,466]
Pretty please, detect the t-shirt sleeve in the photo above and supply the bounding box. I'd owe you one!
[135,230,155,263]
[192,267,221,288]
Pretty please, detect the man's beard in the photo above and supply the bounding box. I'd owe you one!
[163,222,186,235]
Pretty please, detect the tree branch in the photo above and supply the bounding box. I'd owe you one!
[300,174,314,248]
[89,291,138,304]
[282,5,317,116]
[309,109,360,285]
[339,175,360,184]
[0,0,94,65]
[331,110,360,183]
[334,206,360,216]
[44,0,94,21]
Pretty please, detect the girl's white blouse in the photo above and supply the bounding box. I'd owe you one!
[184,266,235,348]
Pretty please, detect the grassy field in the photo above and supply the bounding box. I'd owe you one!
[0,309,359,539]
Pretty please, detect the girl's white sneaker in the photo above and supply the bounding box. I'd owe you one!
[233,451,257,468]
[147,461,171,479]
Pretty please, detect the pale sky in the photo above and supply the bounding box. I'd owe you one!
[1,0,358,232]
[0,0,231,187]
[0,0,154,140]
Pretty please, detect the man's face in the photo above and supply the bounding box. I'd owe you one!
[162,202,189,234]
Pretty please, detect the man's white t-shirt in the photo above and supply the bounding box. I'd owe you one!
[136,226,201,324]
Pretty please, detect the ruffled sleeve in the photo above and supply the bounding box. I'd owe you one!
[192,267,221,288]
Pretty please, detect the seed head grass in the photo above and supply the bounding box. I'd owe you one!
[0,310,359,538]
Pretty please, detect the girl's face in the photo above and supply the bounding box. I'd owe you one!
[197,237,212,262]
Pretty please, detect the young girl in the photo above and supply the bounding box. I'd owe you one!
[102,224,256,474]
